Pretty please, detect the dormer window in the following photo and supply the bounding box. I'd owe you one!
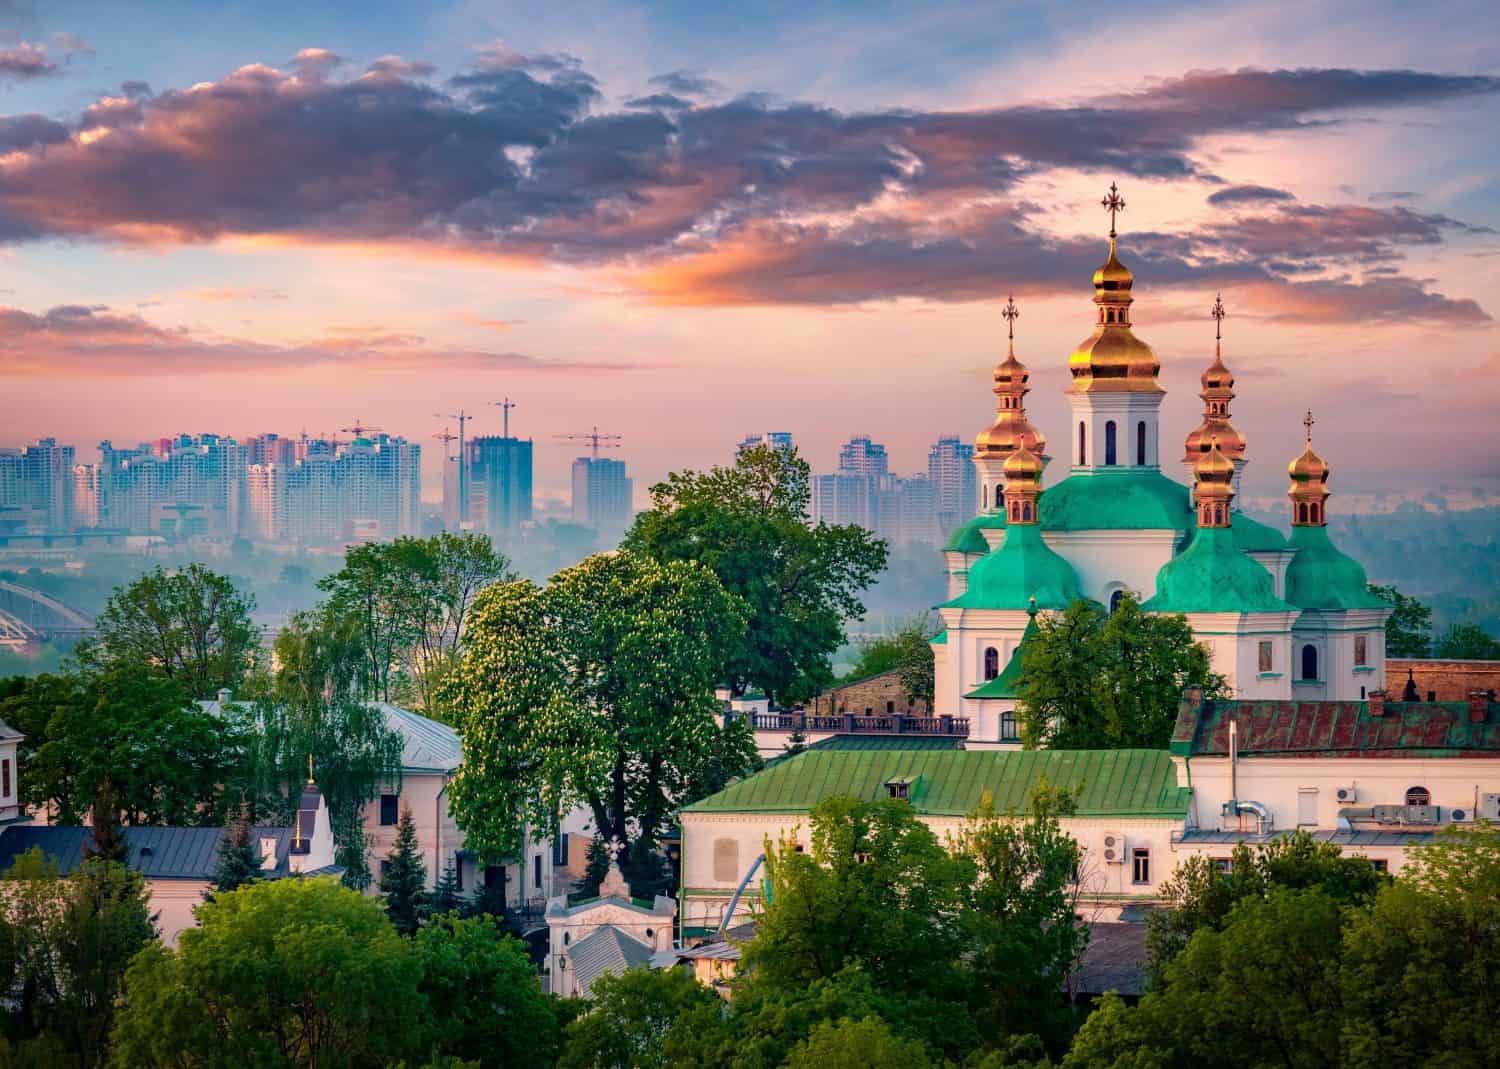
[885,777,914,801]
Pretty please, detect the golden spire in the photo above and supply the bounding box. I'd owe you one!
[1184,293,1246,463]
[1069,183,1162,395]
[1288,410,1330,526]
[1193,437,1236,528]
[975,295,1047,460]
[1002,443,1045,524]
[307,753,315,785]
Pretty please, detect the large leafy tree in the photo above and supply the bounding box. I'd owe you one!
[110,879,425,1069]
[1432,621,1500,659]
[0,848,156,1069]
[444,552,755,895]
[558,966,721,1069]
[1018,595,1223,750]
[80,563,259,695]
[1369,583,1433,658]
[625,444,888,706]
[846,614,939,705]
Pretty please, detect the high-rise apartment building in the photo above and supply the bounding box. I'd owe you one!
[98,435,245,536]
[466,435,533,536]
[736,432,796,456]
[927,436,977,536]
[811,472,877,529]
[571,456,633,537]
[0,438,76,531]
[838,436,889,479]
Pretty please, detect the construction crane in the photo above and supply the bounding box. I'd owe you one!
[433,426,459,459]
[488,397,518,438]
[436,409,472,518]
[555,426,622,461]
[340,419,384,439]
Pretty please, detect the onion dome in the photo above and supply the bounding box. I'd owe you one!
[1288,411,1330,527]
[1141,524,1295,615]
[1001,445,1045,525]
[1193,438,1235,528]
[1068,183,1164,395]
[976,297,1046,460]
[941,521,1085,611]
[1183,294,1246,463]
[1284,526,1387,610]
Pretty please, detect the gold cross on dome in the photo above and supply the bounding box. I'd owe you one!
[1101,182,1126,237]
[1002,295,1019,340]
[1211,293,1226,340]
[1303,410,1315,443]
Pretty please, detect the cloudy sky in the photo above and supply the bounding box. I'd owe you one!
[1,0,1497,512]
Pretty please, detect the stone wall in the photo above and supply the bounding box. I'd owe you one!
[1387,658,1500,702]
[806,668,931,716]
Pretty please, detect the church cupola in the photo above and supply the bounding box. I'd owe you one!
[1065,184,1166,473]
[975,296,1046,516]
[1183,295,1248,492]
[1288,411,1330,527]
[1002,444,1044,525]
[1193,438,1236,529]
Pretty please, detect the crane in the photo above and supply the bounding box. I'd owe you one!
[433,426,459,460]
[340,419,384,438]
[555,426,622,461]
[436,409,472,517]
[488,397,519,438]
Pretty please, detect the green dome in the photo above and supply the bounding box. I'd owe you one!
[1142,526,1294,615]
[1040,470,1192,533]
[1284,526,1387,610]
[945,512,1006,553]
[1230,511,1288,553]
[942,524,1084,611]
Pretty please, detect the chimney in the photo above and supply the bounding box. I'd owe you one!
[1368,690,1385,718]
[1469,691,1489,725]
[217,687,232,706]
[1185,684,1204,711]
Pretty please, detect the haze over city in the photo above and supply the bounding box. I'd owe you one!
[0,0,1497,511]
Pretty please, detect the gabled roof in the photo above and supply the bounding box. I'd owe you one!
[0,824,299,880]
[569,925,656,995]
[0,718,21,742]
[683,748,1190,819]
[199,699,462,774]
[546,891,675,919]
[1170,696,1500,758]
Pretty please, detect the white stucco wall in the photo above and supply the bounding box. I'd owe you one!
[1041,529,1179,606]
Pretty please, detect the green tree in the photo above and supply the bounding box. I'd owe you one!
[416,915,558,1067]
[383,805,428,935]
[0,848,156,1069]
[847,614,938,706]
[625,444,888,705]
[425,858,467,920]
[1369,584,1433,658]
[109,879,425,1069]
[317,541,419,702]
[558,966,720,1069]
[211,804,263,895]
[783,1017,935,1069]
[1018,596,1223,749]
[444,552,755,895]
[80,563,259,694]
[1432,621,1500,659]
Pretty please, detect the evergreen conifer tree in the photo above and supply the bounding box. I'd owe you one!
[380,805,427,935]
[85,778,130,864]
[213,803,263,895]
[425,857,466,920]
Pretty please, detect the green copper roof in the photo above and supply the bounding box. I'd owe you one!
[1040,469,1192,533]
[1142,526,1294,615]
[966,612,1038,700]
[930,629,948,646]
[945,512,1006,553]
[1230,511,1288,553]
[1284,526,1387,611]
[942,524,1084,611]
[682,748,1190,819]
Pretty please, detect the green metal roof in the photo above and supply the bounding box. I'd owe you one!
[930,629,948,646]
[945,512,1006,553]
[809,735,965,752]
[683,748,1190,819]
[1284,526,1387,611]
[1040,469,1192,533]
[1230,511,1288,553]
[942,524,1084,611]
[1142,526,1294,615]
[966,612,1039,700]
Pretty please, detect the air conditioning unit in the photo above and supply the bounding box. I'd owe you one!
[1481,794,1500,821]
[1102,832,1126,864]
[1372,804,1404,825]
[1444,807,1475,824]
[1334,785,1358,804]
[1404,805,1439,825]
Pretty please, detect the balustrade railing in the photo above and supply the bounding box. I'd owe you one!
[744,711,969,737]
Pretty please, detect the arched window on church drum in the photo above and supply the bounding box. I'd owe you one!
[1109,589,1125,615]
[983,647,1000,681]
[1136,421,1147,465]
[1301,644,1319,681]
[1078,422,1086,466]
[1298,503,1309,524]
[1105,421,1117,466]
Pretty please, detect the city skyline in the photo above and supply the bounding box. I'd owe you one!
[0,1,1497,513]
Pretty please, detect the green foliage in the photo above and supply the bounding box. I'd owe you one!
[416,915,560,1067]
[1432,621,1500,659]
[558,966,720,1069]
[847,613,938,706]
[211,804,262,895]
[79,563,259,694]
[0,849,156,1069]
[1018,595,1224,750]
[109,879,426,1069]
[444,551,756,895]
[382,805,428,935]
[782,1017,935,1069]
[424,858,467,921]
[1370,583,1433,658]
[625,443,888,706]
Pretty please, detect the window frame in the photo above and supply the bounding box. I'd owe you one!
[1131,847,1151,885]
[379,793,400,826]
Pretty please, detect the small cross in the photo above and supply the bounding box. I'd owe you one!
[1211,293,1226,341]
[1002,295,1020,341]
[1101,182,1126,237]
[604,838,624,864]
[1303,410,1315,443]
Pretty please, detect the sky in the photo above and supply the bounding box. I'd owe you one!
[0,0,1497,514]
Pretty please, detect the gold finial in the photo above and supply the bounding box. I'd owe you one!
[1211,293,1226,342]
[1303,410,1315,445]
[1101,182,1126,238]
[307,754,315,785]
[1002,295,1019,343]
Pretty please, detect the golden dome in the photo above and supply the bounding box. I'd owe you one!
[1067,219,1163,395]
[1004,444,1045,482]
[1092,241,1134,291]
[1288,443,1329,486]
[1202,347,1233,392]
[1288,413,1330,525]
[1184,419,1246,462]
[976,298,1047,459]
[1195,438,1237,486]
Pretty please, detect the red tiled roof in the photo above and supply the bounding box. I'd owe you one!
[1171,697,1500,758]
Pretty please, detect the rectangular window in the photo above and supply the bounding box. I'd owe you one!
[379,794,399,826]
[552,833,570,868]
[1370,859,1389,875]
[454,859,465,891]
[1,758,8,799]
[1132,848,1151,885]
[533,853,542,891]
[1258,641,1273,673]
[1298,787,1318,826]
[1211,857,1232,875]
[1000,713,1018,741]
[1354,635,1368,667]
